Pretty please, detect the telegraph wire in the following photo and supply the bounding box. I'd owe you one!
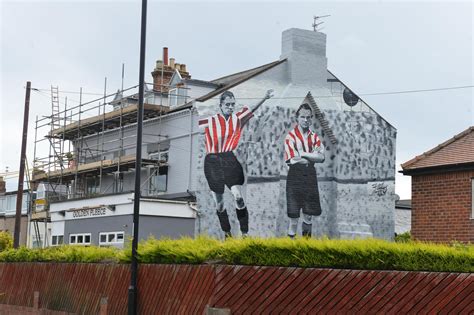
[218,84,474,100]
[31,84,474,102]
[359,85,474,96]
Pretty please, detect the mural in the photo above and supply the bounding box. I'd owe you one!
[198,90,274,238]
[196,88,396,240]
[284,103,325,238]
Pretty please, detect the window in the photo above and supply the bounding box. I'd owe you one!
[148,151,168,194]
[113,173,124,193]
[5,195,15,212]
[149,166,168,194]
[149,151,169,163]
[168,86,188,108]
[69,233,91,245]
[471,178,474,219]
[86,177,99,195]
[32,235,43,248]
[99,231,125,248]
[51,235,64,246]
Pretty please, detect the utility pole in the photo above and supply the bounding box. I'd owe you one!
[128,0,147,314]
[14,81,31,248]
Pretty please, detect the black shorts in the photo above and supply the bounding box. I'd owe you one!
[204,152,245,194]
[286,164,322,218]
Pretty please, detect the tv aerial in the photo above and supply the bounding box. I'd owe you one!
[312,15,331,32]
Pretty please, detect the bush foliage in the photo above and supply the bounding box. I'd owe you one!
[0,237,472,273]
[394,232,411,243]
[0,245,118,263]
[0,232,13,251]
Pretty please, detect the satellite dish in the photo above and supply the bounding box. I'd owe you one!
[343,88,359,107]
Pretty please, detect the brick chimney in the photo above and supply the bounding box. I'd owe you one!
[151,47,191,93]
[0,176,5,195]
[280,28,328,86]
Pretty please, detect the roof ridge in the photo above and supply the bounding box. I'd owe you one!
[210,60,283,84]
[196,59,286,102]
[401,126,474,169]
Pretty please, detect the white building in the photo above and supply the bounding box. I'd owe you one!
[32,28,396,246]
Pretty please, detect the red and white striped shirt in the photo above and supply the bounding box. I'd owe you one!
[199,106,253,154]
[284,125,324,162]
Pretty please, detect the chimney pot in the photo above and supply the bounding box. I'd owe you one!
[169,58,175,69]
[175,63,181,70]
[163,47,169,66]
[155,60,163,70]
[0,176,5,195]
[180,64,187,72]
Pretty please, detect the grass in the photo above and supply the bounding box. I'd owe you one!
[0,236,472,273]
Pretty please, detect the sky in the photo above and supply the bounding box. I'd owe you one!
[0,0,473,197]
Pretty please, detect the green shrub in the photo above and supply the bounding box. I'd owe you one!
[395,232,411,243]
[0,237,472,273]
[121,236,221,264]
[0,245,118,263]
[0,232,13,251]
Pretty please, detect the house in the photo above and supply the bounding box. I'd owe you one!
[0,177,30,246]
[194,28,396,239]
[31,27,397,246]
[395,198,411,235]
[401,126,474,243]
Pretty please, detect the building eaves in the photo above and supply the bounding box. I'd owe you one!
[183,78,220,88]
[401,126,474,171]
[1,189,30,196]
[395,199,412,209]
[196,59,287,102]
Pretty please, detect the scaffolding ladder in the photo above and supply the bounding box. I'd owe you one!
[50,86,63,171]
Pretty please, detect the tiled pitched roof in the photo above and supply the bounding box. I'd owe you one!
[196,59,286,102]
[401,126,474,170]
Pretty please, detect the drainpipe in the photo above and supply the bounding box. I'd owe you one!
[187,108,193,191]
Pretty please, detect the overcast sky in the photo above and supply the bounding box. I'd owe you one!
[1,0,473,197]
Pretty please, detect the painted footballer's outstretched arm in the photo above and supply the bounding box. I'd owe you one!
[249,89,274,113]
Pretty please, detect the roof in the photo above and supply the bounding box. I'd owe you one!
[196,59,286,102]
[401,126,474,173]
[395,199,411,210]
[183,78,219,88]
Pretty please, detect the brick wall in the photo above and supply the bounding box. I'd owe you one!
[412,170,474,243]
[0,263,472,314]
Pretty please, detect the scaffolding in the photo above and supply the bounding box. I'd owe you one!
[31,82,175,212]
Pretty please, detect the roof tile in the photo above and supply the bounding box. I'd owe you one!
[401,126,474,170]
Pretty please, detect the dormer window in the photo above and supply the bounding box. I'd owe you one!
[167,69,189,108]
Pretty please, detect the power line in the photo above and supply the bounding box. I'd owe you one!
[220,85,474,100]
[359,85,474,96]
[31,88,103,96]
[29,83,474,111]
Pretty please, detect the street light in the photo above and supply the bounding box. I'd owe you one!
[128,0,147,314]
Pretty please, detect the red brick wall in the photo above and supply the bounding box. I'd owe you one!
[0,263,472,314]
[412,170,474,243]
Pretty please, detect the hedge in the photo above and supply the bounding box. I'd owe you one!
[0,237,470,273]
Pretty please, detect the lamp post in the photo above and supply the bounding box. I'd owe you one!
[128,0,147,313]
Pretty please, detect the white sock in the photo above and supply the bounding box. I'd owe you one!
[288,218,299,236]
